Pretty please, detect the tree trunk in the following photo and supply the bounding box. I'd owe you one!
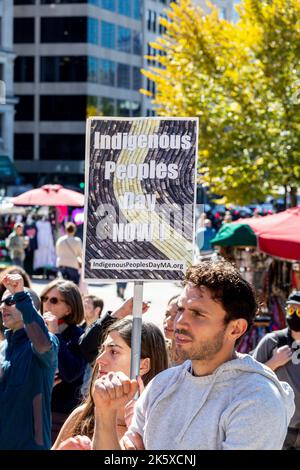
[289,186,298,207]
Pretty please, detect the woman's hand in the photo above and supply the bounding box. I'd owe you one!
[1,273,24,295]
[93,371,138,415]
[124,376,145,428]
[55,435,91,451]
[43,312,59,334]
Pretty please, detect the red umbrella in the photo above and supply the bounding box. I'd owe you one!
[12,184,84,207]
[236,207,300,260]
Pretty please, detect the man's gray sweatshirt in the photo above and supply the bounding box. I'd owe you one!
[129,354,295,450]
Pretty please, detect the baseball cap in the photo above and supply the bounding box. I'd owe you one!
[286,291,300,306]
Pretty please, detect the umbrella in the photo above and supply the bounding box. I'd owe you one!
[12,184,84,207]
[235,207,300,261]
[210,223,257,247]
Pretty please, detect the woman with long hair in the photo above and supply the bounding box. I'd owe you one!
[52,317,168,450]
[40,279,86,442]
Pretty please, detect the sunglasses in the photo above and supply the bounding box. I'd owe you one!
[286,306,300,317]
[0,296,16,307]
[41,296,66,305]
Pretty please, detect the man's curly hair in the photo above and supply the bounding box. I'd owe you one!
[185,259,258,332]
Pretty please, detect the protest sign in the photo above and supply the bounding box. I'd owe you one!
[83,117,198,282]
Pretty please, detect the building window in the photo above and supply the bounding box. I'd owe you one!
[101,21,115,49]
[147,44,156,66]
[14,57,34,82]
[88,18,98,44]
[100,97,115,115]
[15,95,34,121]
[133,31,142,55]
[117,100,140,117]
[133,0,141,20]
[132,66,141,91]
[41,17,87,43]
[117,27,131,53]
[117,63,130,89]
[118,0,131,17]
[41,0,88,3]
[101,0,115,11]
[40,134,85,160]
[14,0,35,4]
[40,95,86,121]
[87,57,98,83]
[131,101,141,117]
[147,78,156,96]
[14,134,34,160]
[14,18,35,43]
[40,56,87,82]
[99,59,116,85]
[147,10,157,33]
[220,8,227,20]
[0,114,3,140]
[159,14,167,35]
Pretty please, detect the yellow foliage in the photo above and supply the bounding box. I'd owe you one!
[141,0,300,204]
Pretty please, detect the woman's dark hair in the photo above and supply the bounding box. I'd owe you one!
[70,318,168,439]
[65,222,76,234]
[40,279,84,325]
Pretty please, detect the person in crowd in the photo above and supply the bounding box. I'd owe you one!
[196,219,216,254]
[5,222,29,268]
[33,216,56,276]
[91,260,295,450]
[81,295,104,330]
[52,317,168,450]
[56,222,82,285]
[116,282,128,301]
[40,279,87,442]
[0,273,58,450]
[80,295,104,397]
[163,295,184,366]
[253,291,300,450]
[0,265,32,342]
[222,211,233,224]
[78,297,150,366]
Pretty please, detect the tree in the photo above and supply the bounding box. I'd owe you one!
[142,0,300,206]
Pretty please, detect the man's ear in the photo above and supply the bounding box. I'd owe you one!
[94,306,101,318]
[227,319,248,342]
[139,357,151,377]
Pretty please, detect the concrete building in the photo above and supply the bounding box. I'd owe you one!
[0,0,18,177]
[13,0,238,186]
[13,0,172,186]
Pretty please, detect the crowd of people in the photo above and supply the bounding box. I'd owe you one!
[0,252,299,450]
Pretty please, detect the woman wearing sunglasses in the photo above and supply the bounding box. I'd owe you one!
[253,291,300,450]
[40,279,87,443]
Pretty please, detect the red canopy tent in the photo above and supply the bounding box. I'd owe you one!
[236,207,300,261]
[12,184,84,207]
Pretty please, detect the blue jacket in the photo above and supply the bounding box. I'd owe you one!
[0,291,58,450]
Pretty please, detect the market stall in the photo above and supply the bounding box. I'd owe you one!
[210,209,300,352]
